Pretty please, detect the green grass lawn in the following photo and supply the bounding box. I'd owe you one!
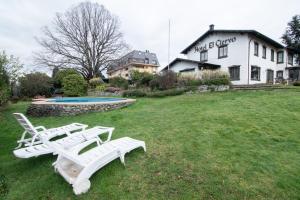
[1,90,300,199]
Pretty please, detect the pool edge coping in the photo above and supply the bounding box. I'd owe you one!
[31,98,136,105]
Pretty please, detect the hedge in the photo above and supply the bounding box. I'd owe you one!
[122,88,186,98]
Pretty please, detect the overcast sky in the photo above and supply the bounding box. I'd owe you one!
[0,0,299,73]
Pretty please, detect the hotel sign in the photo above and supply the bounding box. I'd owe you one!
[194,37,236,52]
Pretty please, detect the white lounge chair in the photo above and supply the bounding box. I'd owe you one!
[51,137,146,195]
[13,113,88,149]
[13,113,114,159]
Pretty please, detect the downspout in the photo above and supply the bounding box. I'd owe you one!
[247,38,253,85]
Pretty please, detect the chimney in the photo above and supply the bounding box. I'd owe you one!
[209,24,214,31]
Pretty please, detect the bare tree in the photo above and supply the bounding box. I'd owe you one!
[35,2,128,80]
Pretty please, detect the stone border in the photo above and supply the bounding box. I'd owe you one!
[27,98,136,117]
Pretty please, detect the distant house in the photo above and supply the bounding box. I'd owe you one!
[107,50,160,79]
[163,25,300,85]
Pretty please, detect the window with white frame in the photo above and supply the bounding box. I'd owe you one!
[277,51,284,63]
[200,50,208,62]
[218,45,228,58]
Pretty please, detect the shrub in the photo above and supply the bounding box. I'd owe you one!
[130,70,154,87]
[95,84,108,92]
[149,77,160,90]
[0,86,10,106]
[62,74,87,96]
[201,70,228,80]
[89,77,104,89]
[0,59,10,106]
[104,87,122,93]
[54,69,79,88]
[150,71,177,91]
[19,72,52,98]
[146,88,185,98]
[122,90,146,97]
[201,70,230,85]
[177,75,203,87]
[293,81,300,86]
[203,78,231,85]
[109,77,128,89]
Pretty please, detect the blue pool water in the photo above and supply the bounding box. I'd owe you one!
[49,97,126,103]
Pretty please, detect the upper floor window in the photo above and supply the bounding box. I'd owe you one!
[288,53,293,65]
[218,45,228,59]
[200,50,208,62]
[145,58,149,64]
[262,46,266,59]
[277,51,284,63]
[254,42,259,56]
[251,66,261,81]
[228,66,240,81]
[271,49,274,62]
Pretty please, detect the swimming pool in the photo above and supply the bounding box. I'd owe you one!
[27,97,136,117]
[48,97,127,103]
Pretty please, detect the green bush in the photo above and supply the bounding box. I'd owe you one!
[89,77,104,89]
[0,57,10,106]
[122,90,146,97]
[178,78,203,87]
[293,81,300,86]
[54,69,79,88]
[95,84,108,92]
[62,74,87,96]
[203,77,231,85]
[146,88,185,98]
[130,70,154,87]
[19,72,52,98]
[109,77,128,89]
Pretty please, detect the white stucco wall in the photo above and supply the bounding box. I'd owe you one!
[168,61,199,73]
[167,30,299,85]
[185,32,249,84]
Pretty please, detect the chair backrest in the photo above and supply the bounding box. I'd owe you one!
[13,113,38,137]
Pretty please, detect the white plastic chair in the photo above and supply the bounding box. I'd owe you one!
[13,113,88,149]
[51,137,146,195]
[13,113,115,159]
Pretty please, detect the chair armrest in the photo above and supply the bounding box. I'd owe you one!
[69,138,101,155]
[35,126,47,132]
[82,127,114,142]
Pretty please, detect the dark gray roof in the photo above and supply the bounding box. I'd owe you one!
[181,29,285,54]
[108,50,160,72]
[162,58,220,71]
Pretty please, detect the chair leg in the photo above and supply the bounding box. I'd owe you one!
[120,154,126,166]
[73,179,91,195]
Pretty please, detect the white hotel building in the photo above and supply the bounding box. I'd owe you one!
[164,25,300,85]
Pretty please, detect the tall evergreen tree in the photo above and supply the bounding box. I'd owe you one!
[282,15,300,64]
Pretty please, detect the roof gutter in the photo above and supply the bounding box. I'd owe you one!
[247,37,253,85]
